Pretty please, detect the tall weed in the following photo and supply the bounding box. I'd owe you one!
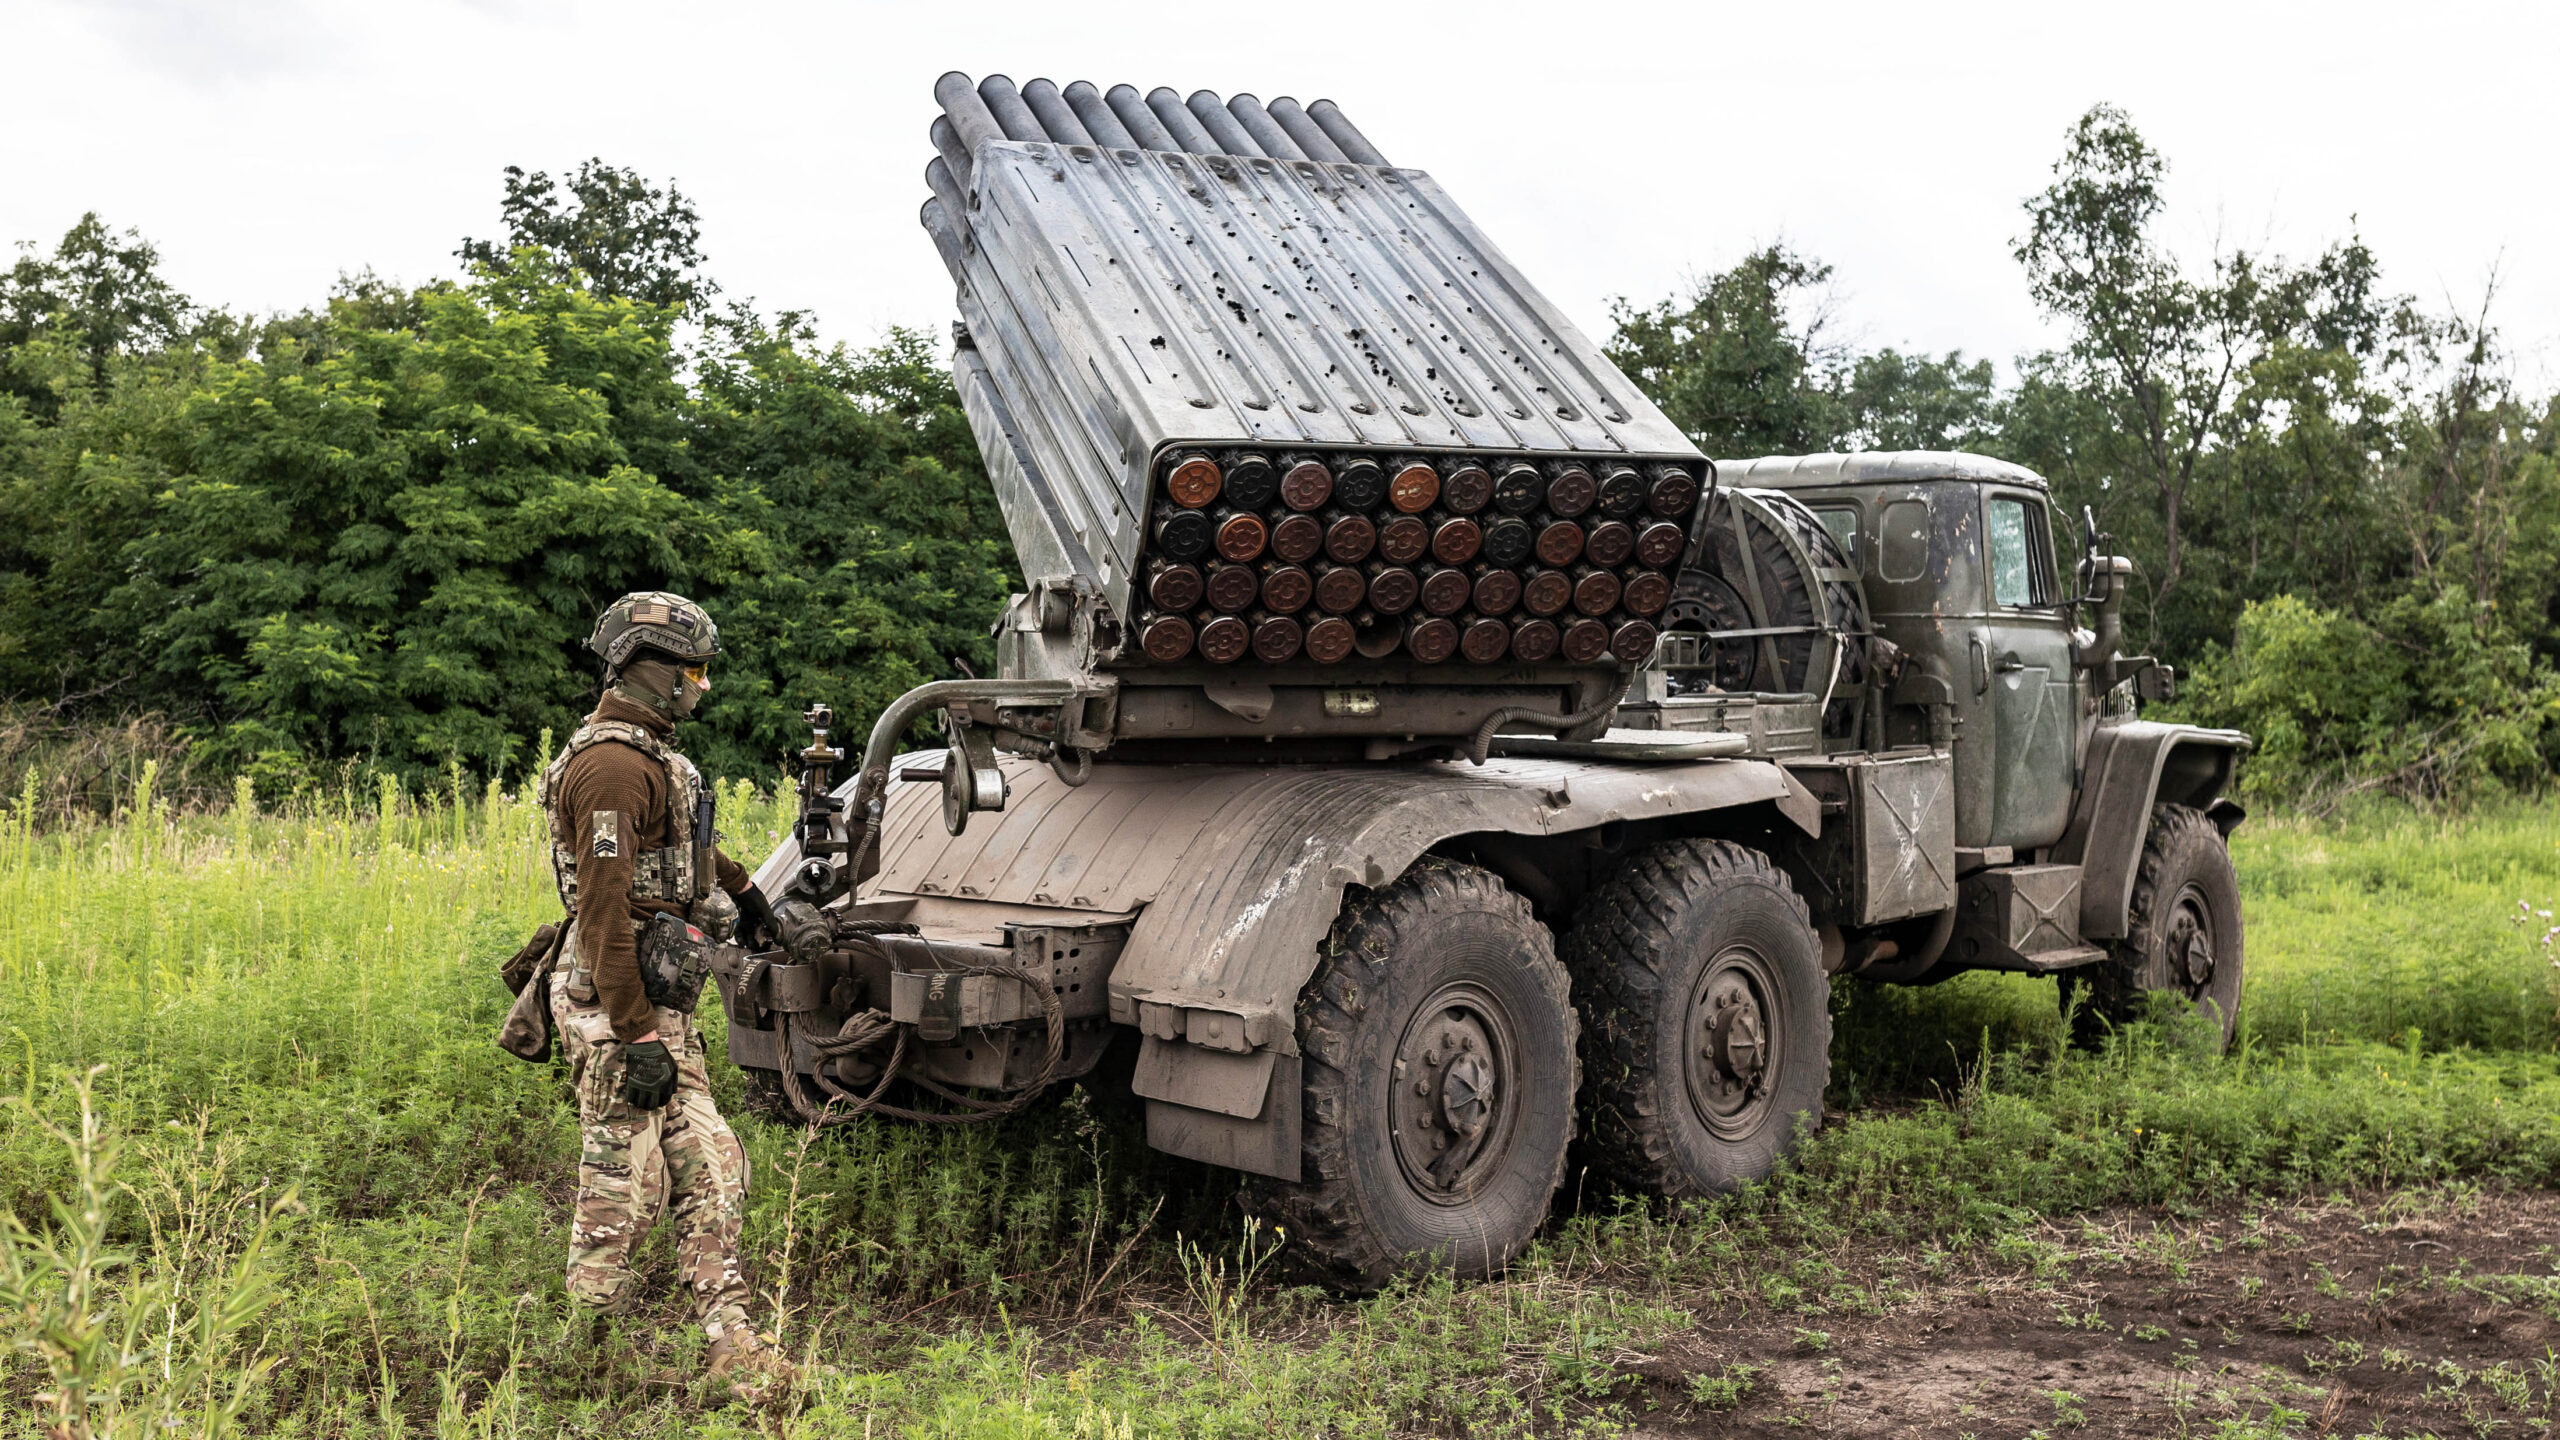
[0,783,2551,1432]
[0,1067,293,1439]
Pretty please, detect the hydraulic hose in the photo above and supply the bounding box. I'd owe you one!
[770,952,1067,1128]
[1465,678,1632,766]
[1049,745,1093,787]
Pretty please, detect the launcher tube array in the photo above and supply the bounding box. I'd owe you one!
[1132,449,1696,668]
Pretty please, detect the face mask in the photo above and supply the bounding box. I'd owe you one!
[609,657,700,719]
[674,664,710,718]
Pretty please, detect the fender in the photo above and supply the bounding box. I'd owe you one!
[862,753,1810,1042]
[793,751,1814,1178]
[2053,720,2252,941]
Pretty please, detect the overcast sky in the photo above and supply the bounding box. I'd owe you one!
[7,0,2552,388]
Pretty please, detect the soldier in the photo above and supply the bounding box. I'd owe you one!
[537,591,797,1400]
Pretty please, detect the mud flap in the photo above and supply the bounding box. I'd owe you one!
[1138,1045,1300,1180]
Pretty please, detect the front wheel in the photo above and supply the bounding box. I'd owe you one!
[2061,803,2245,1050]
[1564,839,1832,1199]
[1245,858,1579,1293]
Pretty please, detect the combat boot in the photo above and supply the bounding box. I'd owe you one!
[705,1327,799,1405]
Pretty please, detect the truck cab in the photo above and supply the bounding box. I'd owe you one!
[1606,451,2241,995]
[1723,451,2087,853]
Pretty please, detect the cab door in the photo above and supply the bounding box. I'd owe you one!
[1979,489,2075,850]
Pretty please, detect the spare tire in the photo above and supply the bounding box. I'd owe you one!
[1666,488,1871,736]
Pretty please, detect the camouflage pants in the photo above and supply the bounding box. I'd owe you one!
[551,936,752,1340]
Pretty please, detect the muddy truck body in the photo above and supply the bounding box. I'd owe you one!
[722,74,2250,1289]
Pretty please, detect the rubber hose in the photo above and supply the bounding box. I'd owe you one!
[1050,746,1093,787]
[772,959,1067,1127]
[1466,678,1632,766]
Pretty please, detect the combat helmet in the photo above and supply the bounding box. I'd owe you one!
[588,591,720,672]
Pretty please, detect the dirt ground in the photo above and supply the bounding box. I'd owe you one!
[1618,1189,2558,1438]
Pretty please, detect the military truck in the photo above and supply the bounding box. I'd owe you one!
[717,74,2250,1291]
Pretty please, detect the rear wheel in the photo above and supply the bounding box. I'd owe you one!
[1245,858,1578,1293]
[2062,804,2244,1050]
[1565,840,1831,1198]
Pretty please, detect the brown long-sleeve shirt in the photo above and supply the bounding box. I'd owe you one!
[553,692,751,1041]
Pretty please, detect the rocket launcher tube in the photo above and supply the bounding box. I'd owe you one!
[1227,94,1306,160]
[934,71,1007,155]
[976,75,1047,142]
[1266,97,1350,164]
[1064,81,1140,149]
[1305,99,1390,166]
[1185,91,1264,156]
[1019,78,1093,145]
[1146,88,1221,155]
[1105,84,1179,151]
[930,117,973,188]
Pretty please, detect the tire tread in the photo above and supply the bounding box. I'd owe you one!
[1562,839,1831,1197]
[1244,858,1578,1291]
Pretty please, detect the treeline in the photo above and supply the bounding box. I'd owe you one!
[2,113,2555,803]
[1607,106,2559,800]
[0,164,1013,796]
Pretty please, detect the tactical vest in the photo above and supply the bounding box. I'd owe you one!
[537,717,710,919]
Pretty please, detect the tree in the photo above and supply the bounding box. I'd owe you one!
[677,312,1014,777]
[0,213,196,400]
[2012,104,2427,658]
[2013,105,2253,611]
[457,160,714,310]
[1605,245,1847,457]
[1835,348,1999,453]
[1607,248,2004,461]
[96,254,705,782]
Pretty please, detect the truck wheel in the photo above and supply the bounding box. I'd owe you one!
[1565,840,1831,1199]
[1246,858,1578,1293]
[2063,804,2244,1050]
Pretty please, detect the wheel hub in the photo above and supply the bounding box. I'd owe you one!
[1684,949,1784,1139]
[1440,1051,1495,1136]
[1391,992,1516,1203]
[2166,886,2216,991]
[1708,992,1767,1087]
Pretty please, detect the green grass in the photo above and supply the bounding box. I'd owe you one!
[1,769,2554,1436]
[1831,798,2560,1099]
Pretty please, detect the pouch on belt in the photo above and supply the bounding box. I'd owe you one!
[496,922,564,1063]
[639,909,717,1014]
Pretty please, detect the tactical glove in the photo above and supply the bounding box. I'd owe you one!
[735,885,780,951]
[620,1039,679,1111]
